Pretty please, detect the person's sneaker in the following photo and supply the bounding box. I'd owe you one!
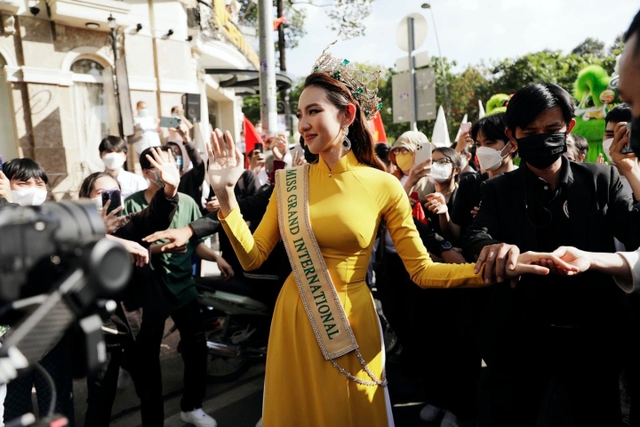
[419,404,443,422]
[180,408,217,427]
[440,410,460,427]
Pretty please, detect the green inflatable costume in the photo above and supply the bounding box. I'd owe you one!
[572,64,620,162]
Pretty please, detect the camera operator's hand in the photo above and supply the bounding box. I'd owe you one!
[101,200,126,234]
[292,148,307,167]
[610,122,637,174]
[0,171,12,203]
[403,159,431,195]
[425,192,448,215]
[272,134,288,161]
[205,196,220,213]
[0,347,29,385]
[144,225,194,252]
[175,123,191,144]
[455,130,473,154]
[105,235,149,267]
[145,147,180,198]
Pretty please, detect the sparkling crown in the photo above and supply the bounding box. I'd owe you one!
[311,42,383,120]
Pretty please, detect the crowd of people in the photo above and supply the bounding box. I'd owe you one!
[2,8,640,427]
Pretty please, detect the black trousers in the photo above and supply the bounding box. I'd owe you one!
[484,326,622,427]
[410,287,488,421]
[171,298,207,412]
[84,321,165,427]
[4,334,75,425]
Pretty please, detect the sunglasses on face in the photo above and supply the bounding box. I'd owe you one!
[391,147,410,155]
[433,158,453,166]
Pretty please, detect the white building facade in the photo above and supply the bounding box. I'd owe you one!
[0,0,258,198]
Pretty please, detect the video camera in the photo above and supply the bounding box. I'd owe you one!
[0,200,131,383]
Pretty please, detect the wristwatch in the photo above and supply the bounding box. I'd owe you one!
[440,240,453,252]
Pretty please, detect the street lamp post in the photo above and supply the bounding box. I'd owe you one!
[421,2,450,129]
[108,14,124,138]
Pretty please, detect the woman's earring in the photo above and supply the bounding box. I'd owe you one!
[342,126,352,151]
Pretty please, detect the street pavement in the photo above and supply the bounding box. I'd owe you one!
[71,318,430,427]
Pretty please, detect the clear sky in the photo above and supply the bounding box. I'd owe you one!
[285,0,640,79]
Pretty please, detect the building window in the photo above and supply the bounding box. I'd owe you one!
[71,58,109,173]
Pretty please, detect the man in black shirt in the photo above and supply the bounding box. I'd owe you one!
[463,83,640,427]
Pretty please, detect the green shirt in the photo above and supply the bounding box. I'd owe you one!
[124,190,205,310]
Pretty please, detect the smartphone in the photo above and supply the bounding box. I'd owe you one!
[460,122,472,134]
[290,143,304,160]
[160,116,182,128]
[621,123,635,154]
[0,155,3,172]
[102,189,123,216]
[414,141,432,165]
[254,142,264,153]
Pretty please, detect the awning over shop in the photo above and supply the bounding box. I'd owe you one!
[205,68,294,96]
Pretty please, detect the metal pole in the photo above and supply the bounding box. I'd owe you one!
[277,0,291,138]
[408,17,418,132]
[428,8,450,129]
[110,28,124,138]
[258,0,278,137]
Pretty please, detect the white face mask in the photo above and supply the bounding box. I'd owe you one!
[429,162,453,184]
[102,152,126,171]
[460,156,468,171]
[476,143,509,172]
[91,195,103,213]
[11,188,48,206]
[602,138,614,164]
[139,108,149,118]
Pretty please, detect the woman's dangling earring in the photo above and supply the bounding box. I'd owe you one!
[342,126,352,151]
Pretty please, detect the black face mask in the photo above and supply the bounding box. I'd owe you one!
[630,117,640,158]
[517,132,567,169]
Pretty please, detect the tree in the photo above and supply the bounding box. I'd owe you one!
[608,32,625,56]
[571,37,606,58]
[236,0,376,49]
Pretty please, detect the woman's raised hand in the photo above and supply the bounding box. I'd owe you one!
[207,128,245,192]
[145,147,180,189]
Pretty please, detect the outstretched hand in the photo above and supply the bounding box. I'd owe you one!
[207,128,245,192]
[474,243,580,288]
[143,225,194,253]
[549,246,592,274]
[505,251,579,285]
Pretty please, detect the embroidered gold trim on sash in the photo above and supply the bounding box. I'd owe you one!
[276,166,358,360]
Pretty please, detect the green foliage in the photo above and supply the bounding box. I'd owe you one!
[246,34,623,146]
[237,0,375,50]
[241,95,261,125]
[609,33,625,56]
[571,37,606,58]
[324,0,376,39]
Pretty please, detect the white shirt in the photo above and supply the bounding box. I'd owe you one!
[133,116,161,155]
[117,170,148,200]
[615,249,640,294]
